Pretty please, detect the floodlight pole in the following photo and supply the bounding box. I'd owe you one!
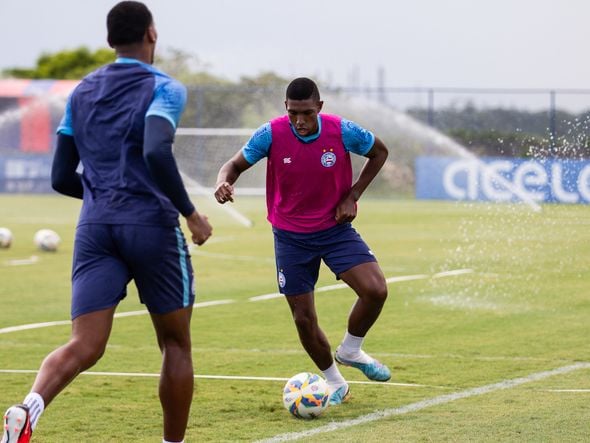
[549,90,557,148]
[427,88,435,127]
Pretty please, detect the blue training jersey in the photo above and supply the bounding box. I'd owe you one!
[57,58,187,227]
[241,115,376,165]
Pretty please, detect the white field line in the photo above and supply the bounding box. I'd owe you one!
[0,369,431,388]
[249,292,283,301]
[256,362,590,443]
[248,270,471,302]
[0,299,234,334]
[0,319,71,334]
[432,269,474,278]
[180,171,254,227]
[0,269,472,333]
[3,256,39,267]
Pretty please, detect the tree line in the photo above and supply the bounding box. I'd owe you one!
[409,105,590,159]
[3,46,588,159]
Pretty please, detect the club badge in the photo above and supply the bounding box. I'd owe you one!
[321,148,336,168]
[278,271,286,288]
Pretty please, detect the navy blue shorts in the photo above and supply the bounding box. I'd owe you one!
[71,224,194,319]
[272,223,377,296]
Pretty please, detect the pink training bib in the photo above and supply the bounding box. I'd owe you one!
[266,114,353,233]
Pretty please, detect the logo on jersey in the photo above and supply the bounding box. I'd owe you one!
[283,157,292,164]
[278,270,286,288]
[321,148,337,168]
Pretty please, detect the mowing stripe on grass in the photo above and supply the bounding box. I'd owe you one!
[191,249,275,263]
[256,362,590,442]
[544,389,590,392]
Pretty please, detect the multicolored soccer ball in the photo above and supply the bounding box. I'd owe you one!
[34,229,61,252]
[0,227,13,249]
[282,372,330,419]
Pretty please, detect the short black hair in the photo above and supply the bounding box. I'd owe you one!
[286,77,320,101]
[107,1,153,47]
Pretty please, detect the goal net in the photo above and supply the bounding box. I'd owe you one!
[174,127,266,196]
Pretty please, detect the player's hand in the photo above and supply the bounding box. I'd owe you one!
[214,182,234,204]
[335,194,358,224]
[186,211,212,246]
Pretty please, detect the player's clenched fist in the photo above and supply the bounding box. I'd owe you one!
[186,211,212,245]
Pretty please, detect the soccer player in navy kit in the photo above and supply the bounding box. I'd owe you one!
[215,78,391,405]
[1,3,211,443]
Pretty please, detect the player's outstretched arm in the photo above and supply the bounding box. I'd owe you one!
[214,151,252,204]
[143,115,212,245]
[335,136,389,223]
[51,133,83,199]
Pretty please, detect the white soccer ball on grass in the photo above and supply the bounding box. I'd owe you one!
[34,229,61,252]
[0,227,13,249]
[282,372,330,419]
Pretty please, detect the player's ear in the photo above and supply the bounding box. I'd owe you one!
[284,100,288,110]
[317,100,324,112]
[147,24,157,44]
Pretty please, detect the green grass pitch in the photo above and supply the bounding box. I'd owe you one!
[0,194,589,442]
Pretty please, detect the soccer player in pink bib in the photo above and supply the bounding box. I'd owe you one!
[215,77,391,405]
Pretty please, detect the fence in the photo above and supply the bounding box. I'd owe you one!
[1,81,589,200]
[332,86,590,142]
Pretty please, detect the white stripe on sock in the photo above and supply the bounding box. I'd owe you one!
[23,392,44,430]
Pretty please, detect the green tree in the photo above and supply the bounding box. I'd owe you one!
[2,45,291,129]
[2,47,115,79]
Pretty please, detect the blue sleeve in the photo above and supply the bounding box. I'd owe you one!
[56,94,74,136]
[341,118,375,156]
[51,134,83,199]
[143,116,195,217]
[241,123,272,165]
[146,77,187,129]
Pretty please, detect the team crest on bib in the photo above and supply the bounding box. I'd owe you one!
[278,271,286,288]
[321,148,336,168]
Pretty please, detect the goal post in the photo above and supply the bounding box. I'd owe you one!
[173,127,265,227]
[174,127,266,196]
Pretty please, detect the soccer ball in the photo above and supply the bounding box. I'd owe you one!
[34,229,61,252]
[0,227,13,249]
[282,372,330,419]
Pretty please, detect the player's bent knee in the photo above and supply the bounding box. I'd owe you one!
[365,283,388,304]
[292,312,319,335]
[292,314,313,331]
[161,339,192,356]
[69,339,107,369]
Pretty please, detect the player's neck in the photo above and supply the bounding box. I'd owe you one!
[114,45,153,65]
